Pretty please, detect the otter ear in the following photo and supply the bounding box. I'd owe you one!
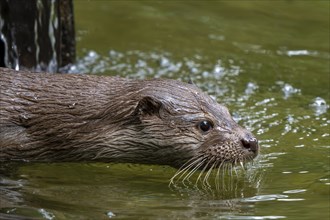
[133,96,162,118]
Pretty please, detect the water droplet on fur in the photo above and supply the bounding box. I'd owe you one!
[68,103,76,109]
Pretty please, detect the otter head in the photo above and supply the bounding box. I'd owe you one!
[123,80,259,169]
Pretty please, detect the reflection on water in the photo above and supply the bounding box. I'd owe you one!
[1,163,263,219]
[1,1,329,219]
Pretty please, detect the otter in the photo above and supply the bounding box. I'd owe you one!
[0,67,258,169]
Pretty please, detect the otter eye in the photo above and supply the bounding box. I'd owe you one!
[198,120,213,133]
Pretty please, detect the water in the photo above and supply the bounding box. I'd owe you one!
[1,1,329,219]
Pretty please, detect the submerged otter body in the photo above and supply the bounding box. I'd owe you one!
[0,67,258,168]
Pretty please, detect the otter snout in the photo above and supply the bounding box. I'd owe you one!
[240,136,259,154]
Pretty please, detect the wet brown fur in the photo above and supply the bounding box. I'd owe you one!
[0,67,258,168]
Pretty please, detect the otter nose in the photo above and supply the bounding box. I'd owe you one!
[241,137,259,153]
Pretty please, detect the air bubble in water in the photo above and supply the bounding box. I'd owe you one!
[310,97,329,116]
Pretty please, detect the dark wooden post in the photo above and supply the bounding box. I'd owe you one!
[0,0,75,72]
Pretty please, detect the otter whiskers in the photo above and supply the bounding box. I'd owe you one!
[169,156,250,192]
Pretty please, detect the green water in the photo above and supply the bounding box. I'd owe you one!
[1,1,329,219]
